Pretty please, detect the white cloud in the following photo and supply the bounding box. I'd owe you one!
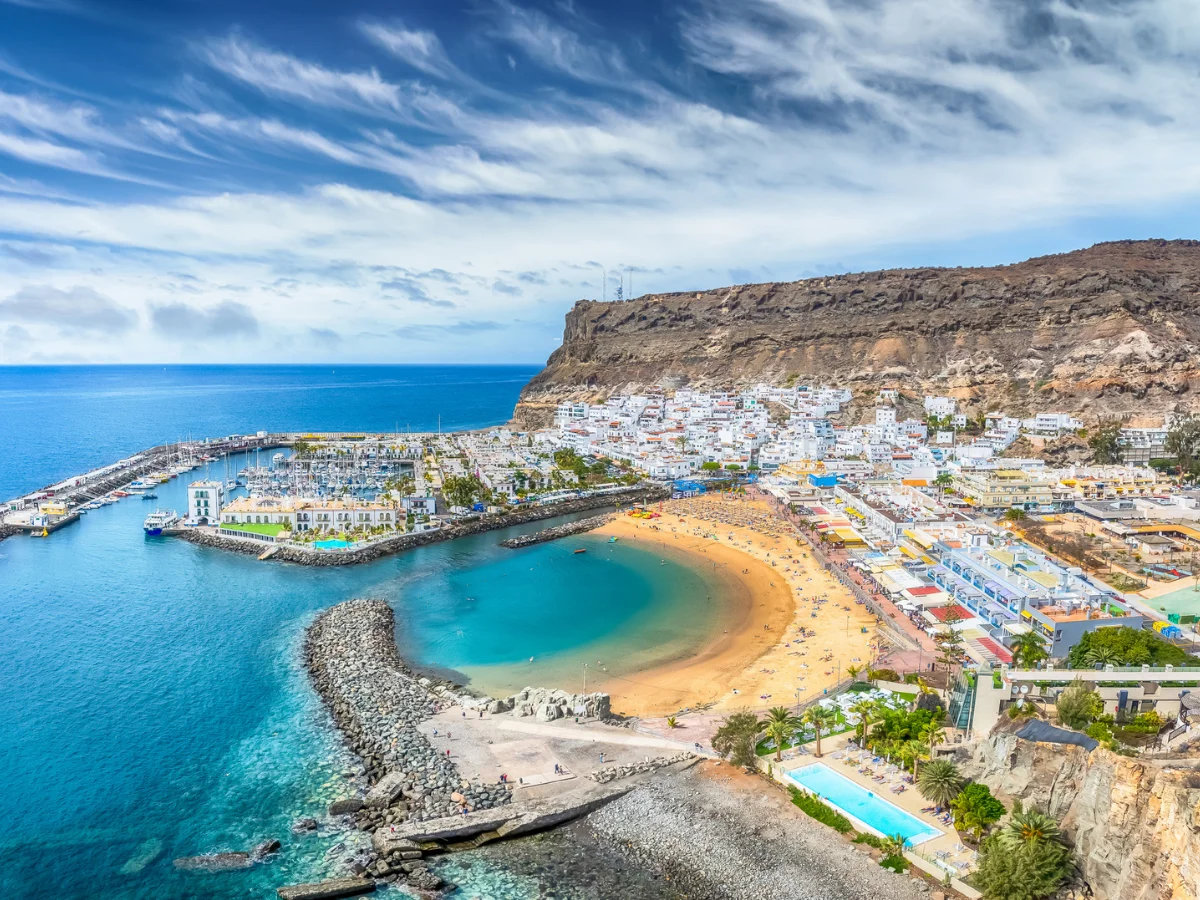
[357,20,466,82]
[4,0,1200,363]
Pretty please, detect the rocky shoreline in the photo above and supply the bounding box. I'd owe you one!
[178,485,668,566]
[0,524,20,543]
[303,599,507,894]
[498,512,614,549]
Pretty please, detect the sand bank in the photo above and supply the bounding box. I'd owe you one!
[590,496,876,717]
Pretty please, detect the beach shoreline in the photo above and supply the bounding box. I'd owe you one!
[586,496,876,718]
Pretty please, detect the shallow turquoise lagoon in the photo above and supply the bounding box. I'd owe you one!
[0,453,721,899]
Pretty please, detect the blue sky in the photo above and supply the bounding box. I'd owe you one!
[2,0,1199,364]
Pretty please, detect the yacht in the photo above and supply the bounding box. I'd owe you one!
[143,509,180,535]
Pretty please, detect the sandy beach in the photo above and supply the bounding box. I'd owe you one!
[590,495,877,717]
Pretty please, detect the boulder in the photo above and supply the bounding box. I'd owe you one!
[329,798,365,816]
[252,839,282,860]
[536,703,562,722]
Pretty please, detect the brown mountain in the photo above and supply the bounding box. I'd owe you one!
[514,239,1200,428]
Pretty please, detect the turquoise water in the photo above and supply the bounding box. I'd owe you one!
[312,538,354,550]
[1,454,719,899]
[786,763,941,846]
[0,366,722,899]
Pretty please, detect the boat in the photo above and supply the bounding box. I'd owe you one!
[608,536,618,543]
[574,548,587,554]
[143,509,180,536]
[142,491,158,500]
[111,490,131,498]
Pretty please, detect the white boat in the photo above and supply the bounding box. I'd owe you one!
[143,509,180,535]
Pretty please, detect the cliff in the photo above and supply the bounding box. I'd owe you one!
[959,727,1200,900]
[515,240,1200,428]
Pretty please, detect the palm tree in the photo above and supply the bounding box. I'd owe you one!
[849,698,879,743]
[761,707,801,761]
[899,739,927,777]
[880,833,908,857]
[1011,632,1049,669]
[846,663,863,681]
[1000,806,1063,849]
[921,713,947,760]
[916,759,963,808]
[1083,645,1122,667]
[802,706,834,757]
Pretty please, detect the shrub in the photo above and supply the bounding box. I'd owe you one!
[1055,680,1104,730]
[880,855,908,873]
[853,832,883,849]
[868,668,901,682]
[788,786,853,833]
[712,710,761,768]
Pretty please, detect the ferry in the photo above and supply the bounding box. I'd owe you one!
[143,509,180,535]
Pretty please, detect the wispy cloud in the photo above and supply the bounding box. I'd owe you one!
[150,300,259,339]
[0,285,137,334]
[358,20,467,83]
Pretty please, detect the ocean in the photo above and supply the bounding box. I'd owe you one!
[0,366,707,900]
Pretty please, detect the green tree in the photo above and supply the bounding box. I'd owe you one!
[934,471,954,497]
[1004,507,1027,523]
[1166,413,1200,480]
[1082,644,1121,667]
[802,705,836,757]
[1088,419,1125,465]
[899,738,928,777]
[1010,632,1049,669]
[442,474,489,510]
[849,698,879,742]
[700,461,721,472]
[1054,679,1104,730]
[935,610,966,673]
[1000,804,1064,850]
[975,812,1073,900]
[760,706,801,761]
[711,710,762,768]
[1067,626,1196,669]
[950,783,1006,840]
[916,759,963,808]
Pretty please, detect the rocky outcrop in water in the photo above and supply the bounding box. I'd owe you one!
[0,524,20,543]
[178,486,667,566]
[498,513,613,548]
[958,726,1200,900]
[515,239,1200,428]
[587,753,697,784]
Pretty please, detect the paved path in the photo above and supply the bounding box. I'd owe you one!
[496,719,696,751]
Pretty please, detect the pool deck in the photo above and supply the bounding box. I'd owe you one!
[767,732,976,878]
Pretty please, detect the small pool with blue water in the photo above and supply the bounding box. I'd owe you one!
[786,762,941,846]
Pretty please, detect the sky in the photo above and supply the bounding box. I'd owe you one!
[2,0,1200,365]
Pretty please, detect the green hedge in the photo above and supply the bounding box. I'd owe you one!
[788,786,853,833]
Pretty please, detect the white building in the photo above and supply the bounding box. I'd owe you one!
[187,480,224,524]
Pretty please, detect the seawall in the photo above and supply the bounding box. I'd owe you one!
[498,513,613,548]
[303,599,508,826]
[178,485,668,566]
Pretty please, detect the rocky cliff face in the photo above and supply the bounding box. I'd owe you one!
[959,729,1200,900]
[515,240,1200,427]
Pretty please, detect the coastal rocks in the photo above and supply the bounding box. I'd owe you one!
[328,799,365,817]
[304,599,509,836]
[177,486,668,567]
[501,687,612,721]
[587,753,698,784]
[292,817,319,834]
[252,839,282,860]
[960,729,1200,900]
[498,513,614,549]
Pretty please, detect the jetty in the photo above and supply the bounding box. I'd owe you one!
[298,597,701,895]
[498,512,613,548]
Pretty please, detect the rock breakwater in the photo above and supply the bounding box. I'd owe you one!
[587,753,697,784]
[180,486,668,566]
[498,513,613,549]
[304,599,508,828]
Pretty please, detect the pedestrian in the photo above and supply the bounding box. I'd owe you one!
[600,752,605,764]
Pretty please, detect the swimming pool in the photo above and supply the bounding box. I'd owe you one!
[786,762,941,846]
[312,538,353,550]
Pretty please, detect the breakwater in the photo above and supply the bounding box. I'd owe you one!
[0,524,20,543]
[303,599,509,894]
[498,513,613,549]
[179,485,669,566]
